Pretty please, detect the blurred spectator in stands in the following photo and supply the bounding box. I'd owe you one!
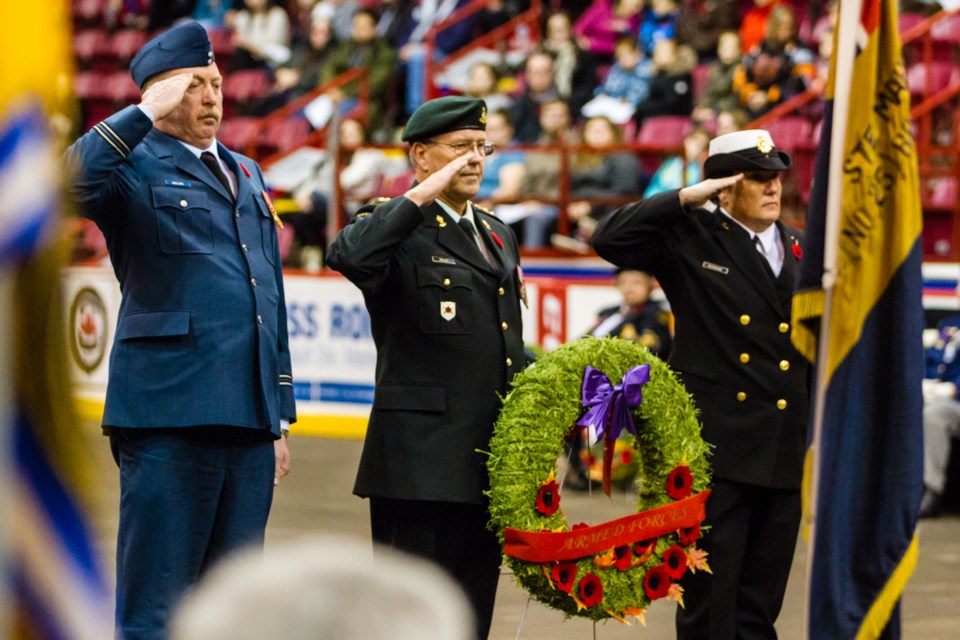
[475,109,525,207]
[643,127,710,197]
[509,98,578,248]
[734,4,815,118]
[573,0,645,64]
[464,61,513,114]
[377,0,416,49]
[476,0,519,34]
[105,0,152,31]
[312,0,360,41]
[675,0,740,62]
[543,11,597,117]
[553,115,641,251]
[811,26,833,93]
[511,50,563,143]
[632,37,695,125]
[713,106,750,136]
[396,0,476,118]
[321,9,398,135]
[739,0,783,54]
[289,0,322,47]
[581,37,652,126]
[250,14,337,116]
[192,0,234,30]
[638,0,679,57]
[231,0,292,71]
[289,117,389,268]
[691,30,743,124]
[799,0,837,48]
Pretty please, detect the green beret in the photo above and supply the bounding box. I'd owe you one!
[401,97,487,142]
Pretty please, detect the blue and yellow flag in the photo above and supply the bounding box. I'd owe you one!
[1,4,113,638]
[792,0,923,638]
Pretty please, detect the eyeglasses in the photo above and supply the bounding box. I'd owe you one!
[743,170,780,183]
[424,139,497,157]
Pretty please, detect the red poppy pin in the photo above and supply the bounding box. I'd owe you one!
[491,231,504,249]
[238,161,252,178]
[792,240,803,260]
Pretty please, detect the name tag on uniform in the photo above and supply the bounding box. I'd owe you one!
[701,261,729,275]
[164,180,191,187]
[432,256,456,264]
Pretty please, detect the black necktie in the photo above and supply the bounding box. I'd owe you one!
[200,151,233,197]
[458,217,495,267]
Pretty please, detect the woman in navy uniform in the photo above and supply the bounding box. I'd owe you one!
[65,23,296,640]
[327,96,525,640]
[592,129,809,640]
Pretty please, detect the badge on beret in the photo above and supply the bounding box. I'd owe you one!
[261,190,283,229]
[757,136,773,154]
[480,106,487,125]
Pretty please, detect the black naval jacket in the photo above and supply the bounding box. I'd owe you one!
[327,196,526,504]
[592,190,809,489]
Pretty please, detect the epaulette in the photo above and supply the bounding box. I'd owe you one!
[352,196,392,220]
[472,202,495,217]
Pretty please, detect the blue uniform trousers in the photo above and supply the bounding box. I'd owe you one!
[113,427,275,640]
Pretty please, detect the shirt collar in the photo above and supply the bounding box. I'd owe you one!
[178,140,219,160]
[435,198,475,225]
[719,207,779,245]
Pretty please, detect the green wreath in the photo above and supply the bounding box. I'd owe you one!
[486,337,712,623]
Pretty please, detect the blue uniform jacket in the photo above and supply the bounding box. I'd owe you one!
[66,106,296,436]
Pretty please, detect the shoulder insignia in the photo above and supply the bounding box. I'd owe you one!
[355,212,371,218]
[367,196,392,205]
[480,218,492,230]
[473,202,494,216]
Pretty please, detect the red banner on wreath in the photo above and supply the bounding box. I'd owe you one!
[504,490,711,563]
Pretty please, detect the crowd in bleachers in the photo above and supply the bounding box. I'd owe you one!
[70,0,958,265]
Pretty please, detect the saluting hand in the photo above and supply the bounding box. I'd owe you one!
[679,174,744,209]
[403,154,473,207]
[139,73,193,121]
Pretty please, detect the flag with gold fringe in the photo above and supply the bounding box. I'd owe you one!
[1,3,113,638]
[791,0,923,638]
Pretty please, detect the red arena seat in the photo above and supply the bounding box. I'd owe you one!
[635,115,693,149]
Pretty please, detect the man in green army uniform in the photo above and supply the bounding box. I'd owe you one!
[327,96,526,639]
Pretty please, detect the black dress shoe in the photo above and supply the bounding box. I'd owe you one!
[919,488,943,518]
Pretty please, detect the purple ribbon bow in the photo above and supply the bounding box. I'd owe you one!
[576,364,651,441]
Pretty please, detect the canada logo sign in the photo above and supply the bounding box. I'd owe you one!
[69,286,108,374]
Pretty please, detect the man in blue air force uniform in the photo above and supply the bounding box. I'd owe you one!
[65,23,296,640]
[327,96,526,640]
[593,129,810,640]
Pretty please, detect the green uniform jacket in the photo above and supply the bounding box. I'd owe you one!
[327,196,526,504]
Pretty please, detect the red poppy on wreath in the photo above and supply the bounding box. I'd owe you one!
[678,523,700,546]
[662,545,688,580]
[551,562,578,594]
[613,545,632,571]
[572,522,589,530]
[665,464,693,500]
[536,472,561,516]
[491,231,504,249]
[619,449,633,465]
[792,243,803,260]
[578,573,603,607]
[644,565,671,600]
